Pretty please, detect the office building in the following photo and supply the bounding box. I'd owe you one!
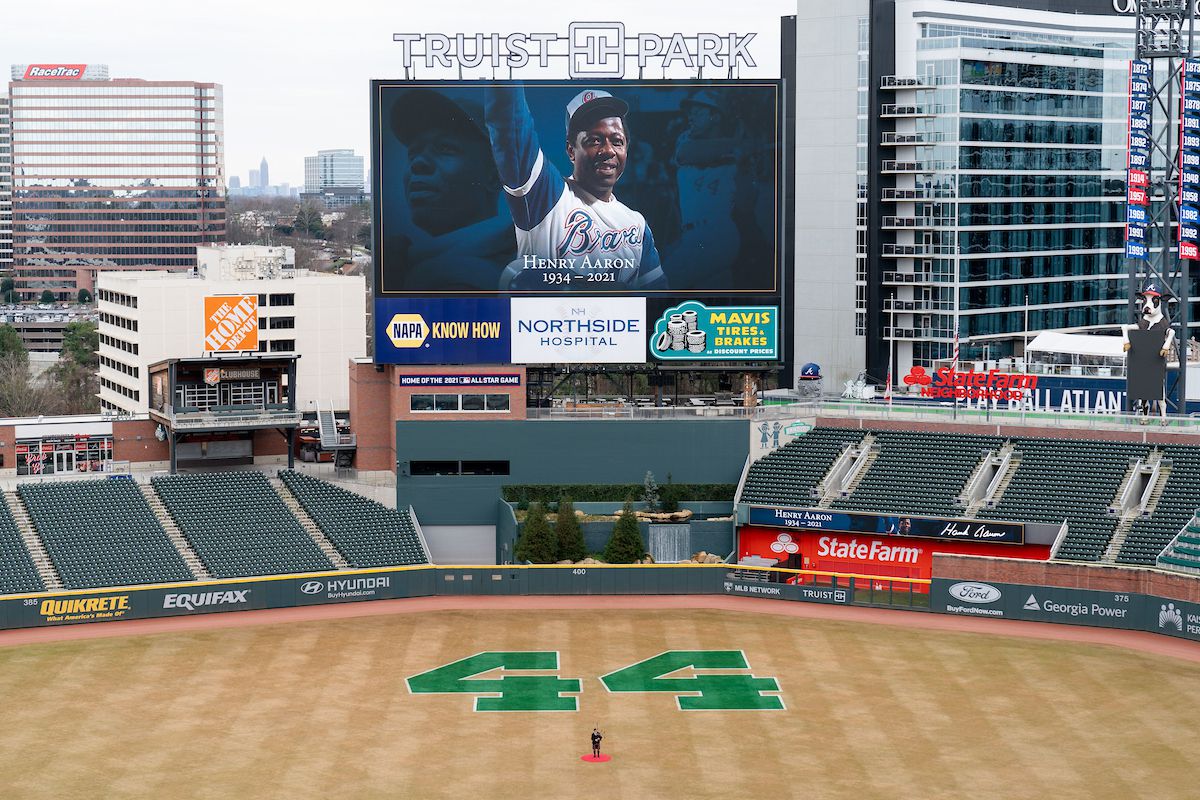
[796,1,1145,388]
[302,149,366,209]
[5,63,225,300]
[259,156,269,188]
[96,245,366,416]
[0,91,10,273]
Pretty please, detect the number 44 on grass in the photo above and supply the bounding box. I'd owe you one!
[405,650,784,712]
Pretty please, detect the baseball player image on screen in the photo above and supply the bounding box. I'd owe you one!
[485,84,668,291]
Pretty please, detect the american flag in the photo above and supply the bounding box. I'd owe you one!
[952,329,960,373]
[884,367,893,406]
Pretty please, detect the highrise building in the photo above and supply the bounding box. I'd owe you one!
[304,149,364,194]
[302,148,366,209]
[249,168,260,188]
[795,1,1148,389]
[6,63,225,300]
[259,156,269,188]
[229,175,241,189]
[0,90,11,274]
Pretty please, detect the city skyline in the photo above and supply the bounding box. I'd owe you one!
[1,0,792,187]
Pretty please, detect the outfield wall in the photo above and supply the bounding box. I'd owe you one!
[931,554,1200,644]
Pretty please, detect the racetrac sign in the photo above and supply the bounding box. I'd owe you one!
[204,295,258,352]
[22,64,86,80]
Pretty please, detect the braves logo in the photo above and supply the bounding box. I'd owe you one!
[583,91,596,102]
[903,366,933,386]
[556,209,641,258]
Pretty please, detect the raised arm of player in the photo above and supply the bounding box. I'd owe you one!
[484,84,565,231]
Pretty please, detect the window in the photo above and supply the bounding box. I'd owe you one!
[267,293,294,306]
[409,392,512,413]
[460,460,510,476]
[410,395,434,412]
[409,460,510,476]
[434,394,459,412]
[461,394,486,411]
[269,339,295,352]
[269,316,295,329]
[486,394,510,411]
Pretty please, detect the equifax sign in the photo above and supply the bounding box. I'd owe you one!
[204,295,259,352]
[23,64,86,80]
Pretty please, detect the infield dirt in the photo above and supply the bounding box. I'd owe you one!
[0,604,1197,800]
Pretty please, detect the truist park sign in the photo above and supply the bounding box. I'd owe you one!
[392,25,758,78]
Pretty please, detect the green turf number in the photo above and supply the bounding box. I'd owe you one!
[406,651,581,712]
[600,651,784,711]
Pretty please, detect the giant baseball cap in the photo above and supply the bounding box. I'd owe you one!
[565,89,629,136]
[392,89,488,146]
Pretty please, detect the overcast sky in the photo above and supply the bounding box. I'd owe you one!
[1,0,795,188]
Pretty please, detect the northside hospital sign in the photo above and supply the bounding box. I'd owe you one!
[391,26,759,78]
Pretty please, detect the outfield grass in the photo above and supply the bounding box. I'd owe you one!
[0,609,1197,799]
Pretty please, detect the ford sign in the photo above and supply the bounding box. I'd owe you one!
[948,582,1002,604]
[300,581,324,595]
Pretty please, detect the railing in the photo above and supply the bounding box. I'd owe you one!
[881,160,955,172]
[880,75,933,89]
[880,104,948,116]
[166,407,303,430]
[882,187,957,200]
[881,243,958,255]
[882,270,956,283]
[881,216,953,228]
[881,131,948,145]
[884,298,955,311]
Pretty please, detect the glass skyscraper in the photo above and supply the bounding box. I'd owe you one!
[5,64,225,300]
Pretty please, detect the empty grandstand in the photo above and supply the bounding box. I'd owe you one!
[0,497,43,594]
[151,471,334,578]
[740,427,865,506]
[19,479,193,589]
[280,470,429,568]
[1117,445,1200,565]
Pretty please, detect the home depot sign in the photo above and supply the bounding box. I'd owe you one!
[204,295,258,352]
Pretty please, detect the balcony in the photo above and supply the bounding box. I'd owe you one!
[881,131,948,146]
[884,298,956,312]
[881,243,958,257]
[880,75,934,90]
[881,216,953,229]
[152,404,303,432]
[881,159,955,173]
[880,104,946,117]
[881,187,956,201]
[882,270,956,284]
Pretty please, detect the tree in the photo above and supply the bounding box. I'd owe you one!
[39,290,56,304]
[0,325,28,366]
[0,354,60,417]
[660,472,680,514]
[49,321,99,415]
[642,471,660,511]
[514,502,557,564]
[555,497,586,562]
[0,278,13,296]
[76,288,92,304]
[604,501,646,564]
[293,201,327,240]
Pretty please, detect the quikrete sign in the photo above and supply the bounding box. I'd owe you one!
[746,506,1025,545]
[904,366,1037,401]
[204,295,258,352]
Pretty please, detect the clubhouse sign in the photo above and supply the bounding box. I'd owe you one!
[746,506,1024,545]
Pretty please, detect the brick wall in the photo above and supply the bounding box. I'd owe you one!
[349,361,394,471]
[113,419,169,463]
[933,553,1200,603]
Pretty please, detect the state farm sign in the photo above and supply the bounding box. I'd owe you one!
[23,64,86,80]
[904,366,1037,401]
[204,295,258,352]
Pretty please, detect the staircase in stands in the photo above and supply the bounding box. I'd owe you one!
[140,484,212,580]
[1104,450,1172,563]
[270,477,351,569]
[4,491,62,590]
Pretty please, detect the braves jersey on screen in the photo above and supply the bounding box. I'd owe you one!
[484,85,666,290]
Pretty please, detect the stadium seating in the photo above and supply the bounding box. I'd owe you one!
[280,470,429,567]
[19,479,193,589]
[152,471,333,578]
[1118,445,1200,566]
[832,430,1004,517]
[1157,519,1200,572]
[740,427,866,506]
[979,438,1149,562]
[0,498,44,594]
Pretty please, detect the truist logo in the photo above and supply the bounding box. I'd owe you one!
[24,65,85,80]
[556,210,641,258]
[906,366,1036,401]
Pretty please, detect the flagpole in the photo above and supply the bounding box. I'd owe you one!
[886,297,895,411]
[1024,293,1030,369]
[952,321,960,420]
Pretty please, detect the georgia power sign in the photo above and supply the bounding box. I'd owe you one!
[204,295,259,352]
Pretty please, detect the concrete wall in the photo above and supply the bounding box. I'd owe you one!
[397,418,749,527]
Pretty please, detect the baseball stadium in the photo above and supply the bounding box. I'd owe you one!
[6,3,1200,799]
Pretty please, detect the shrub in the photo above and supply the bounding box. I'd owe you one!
[642,471,660,511]
[603,501,646,564]
[514,502,557,563]
[660,472,680,513]
[502,483,736,504]
[555,497,586,562]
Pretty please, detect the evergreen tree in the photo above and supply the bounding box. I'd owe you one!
[604,501,646,564]
[642,471,660,511]
[555,497,586,562]
[660,472,680,513]
[514,502,557,563]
